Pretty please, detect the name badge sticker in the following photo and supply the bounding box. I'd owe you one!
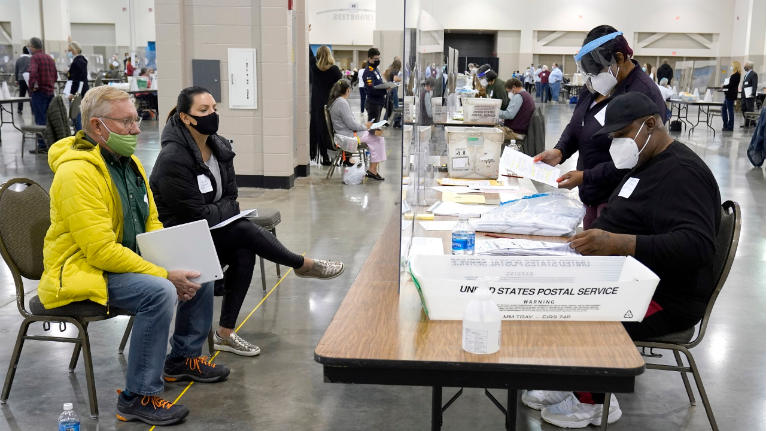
[618,177,639,198]
[594,104,608,127]
[197,174,214,194]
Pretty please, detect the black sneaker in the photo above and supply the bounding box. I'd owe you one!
[163,356,230,383]
[115,391,189,426]
[28,148,47,154]
[366,171,385,181]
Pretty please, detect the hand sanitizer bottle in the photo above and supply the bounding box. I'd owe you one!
[462,280,502,354]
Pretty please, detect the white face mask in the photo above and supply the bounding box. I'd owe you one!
[480,78,488,87]
[589,65,620,96]
[508,91,514,98]
[610,120,652,169]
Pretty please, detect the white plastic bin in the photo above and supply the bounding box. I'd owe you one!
[445,126,503,179]
[460,97,501,123]
[409,255,660,321]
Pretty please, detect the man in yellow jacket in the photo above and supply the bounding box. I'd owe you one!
[42,86,229,426]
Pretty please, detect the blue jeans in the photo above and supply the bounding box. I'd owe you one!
[535,82,541,100]
[721,99,735,129]
[30,92,53,148]
[541,83,550,103]
[550,81,561,102]
[106,272,213,396]
[359,88,367,113]
[392,89,399,109]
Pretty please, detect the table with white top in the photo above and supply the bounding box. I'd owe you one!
[667,99,722,137]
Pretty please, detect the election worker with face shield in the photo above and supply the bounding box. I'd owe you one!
[533,25,667,229]
[528,91,722,430]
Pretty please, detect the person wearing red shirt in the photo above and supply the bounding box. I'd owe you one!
[538,65,551,103]
[27,37,57,154]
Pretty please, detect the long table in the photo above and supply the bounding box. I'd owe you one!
[668,100,722,137]
[0,97,31,142]
[315,207,645,430]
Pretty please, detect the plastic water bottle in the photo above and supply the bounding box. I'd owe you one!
[58,403,80,431]
[451,216,475,255]
[462,280,502,354]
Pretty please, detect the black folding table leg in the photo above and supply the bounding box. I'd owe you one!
[431,386,442,431]
[600,393,612,431]
[507,389,517,431]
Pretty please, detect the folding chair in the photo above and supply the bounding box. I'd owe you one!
[635,201,741,431]
[324,104,368,180]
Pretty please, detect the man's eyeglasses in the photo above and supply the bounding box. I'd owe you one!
[99,116,142,130]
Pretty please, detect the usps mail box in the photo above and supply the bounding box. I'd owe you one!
[432,97,447,122]
[460,97,501,123]
[445,126,503,179]
[409,255,660,321]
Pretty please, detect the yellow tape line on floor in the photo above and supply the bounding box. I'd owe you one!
[148,254,304,430]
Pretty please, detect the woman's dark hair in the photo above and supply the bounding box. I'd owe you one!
[583,25,633,64]
[485,70,498,82]
[167,86,211,123]
[327,79,352,109]
[477,64,491,75]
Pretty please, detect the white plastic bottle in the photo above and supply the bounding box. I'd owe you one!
[462,281,502,354]
[58,403,80,431]
[451,216,475,255]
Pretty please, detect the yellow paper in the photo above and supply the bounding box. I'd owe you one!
[442,192,485,204]
[404,213,434,220]
[438,178,500,186]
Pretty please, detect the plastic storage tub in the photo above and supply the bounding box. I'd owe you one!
[445,126,503,179]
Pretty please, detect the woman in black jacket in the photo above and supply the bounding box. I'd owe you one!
[309,46,343,165]
[150,86,344,357]
[66,40,89,131]
[720,61,742,132]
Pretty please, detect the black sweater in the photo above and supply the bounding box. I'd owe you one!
[150,114,240,228]
[554,60,667,207]
[593,141,721,325]
[723,71,741,101]
[67,55,89,97]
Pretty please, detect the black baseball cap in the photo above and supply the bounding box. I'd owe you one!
[593,92,659,138]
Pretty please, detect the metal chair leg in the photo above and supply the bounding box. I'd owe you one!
[0,318,33,403]
[68,340,82,373]
[208,327,215,356]
[673,349,696,405]
[260,256,267,292]
[119,316,134,354]
[73,320,99,419]
[271,228,281,277]
[599,393,612,431]
[682,348,718,431]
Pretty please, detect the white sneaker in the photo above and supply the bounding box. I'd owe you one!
[213,331,261,357]
[521,390,570,410]
[541,393,622,428]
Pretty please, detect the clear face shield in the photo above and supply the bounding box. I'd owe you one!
[574,31,624,96]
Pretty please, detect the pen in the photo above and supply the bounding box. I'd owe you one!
[500,192,552,206]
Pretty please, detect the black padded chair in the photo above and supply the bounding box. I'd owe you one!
[635,201,741,431]
[0,178,130,419]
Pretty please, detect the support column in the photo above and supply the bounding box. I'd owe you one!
[41,0,70,54]
[294,0,310,176]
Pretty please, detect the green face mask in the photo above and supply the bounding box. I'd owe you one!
[98,118,137,157]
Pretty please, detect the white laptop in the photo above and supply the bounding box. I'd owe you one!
[136,220,223,284]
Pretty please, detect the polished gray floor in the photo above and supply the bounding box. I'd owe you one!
[0,95,763,430]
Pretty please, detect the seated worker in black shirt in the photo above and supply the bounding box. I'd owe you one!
[524,92,722,429]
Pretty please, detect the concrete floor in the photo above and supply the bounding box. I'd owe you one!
[0,95,763,430]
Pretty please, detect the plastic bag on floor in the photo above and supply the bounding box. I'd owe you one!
[473,193,586,237]
[343,162,366,185]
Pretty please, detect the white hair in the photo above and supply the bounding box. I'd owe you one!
[69,41,82,55]
[81,86,130,134]
[542,65,548,71]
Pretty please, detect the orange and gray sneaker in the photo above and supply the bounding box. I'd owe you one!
[162,356,230,383]
[115,390,189,425]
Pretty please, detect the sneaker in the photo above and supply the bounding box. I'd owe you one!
[521,390,570,410]
[29,148,47,154]
[294,259,344,280]
[163,356,230,383]
[115,391,189,426]
[214,331,261,357]
[541,393,622,428]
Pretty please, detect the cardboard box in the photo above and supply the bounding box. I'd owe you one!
[409,255,660,321]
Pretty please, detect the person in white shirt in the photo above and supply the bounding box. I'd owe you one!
[549,63,564,103]
[524,63,535,93]
[534,65,542,101]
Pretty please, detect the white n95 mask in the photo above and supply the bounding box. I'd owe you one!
[588,66,619,96]
[609,120,651,169]
[480,78,488,87]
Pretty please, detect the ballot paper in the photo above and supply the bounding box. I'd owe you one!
[407,237,445,258]
[431,186,481,194]
[370,120,389,129]
[418,221,459,231]
[500,148,560,187]
[439,178,497,186]
[427,201,495,217]
[62,80,72,95]
[22,72,30,86]
[442,192,485,204]
[723,78,730,86]
[475,238,580,257]
[210,209,258,230]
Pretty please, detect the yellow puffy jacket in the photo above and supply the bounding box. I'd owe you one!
[39,131,167,309]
